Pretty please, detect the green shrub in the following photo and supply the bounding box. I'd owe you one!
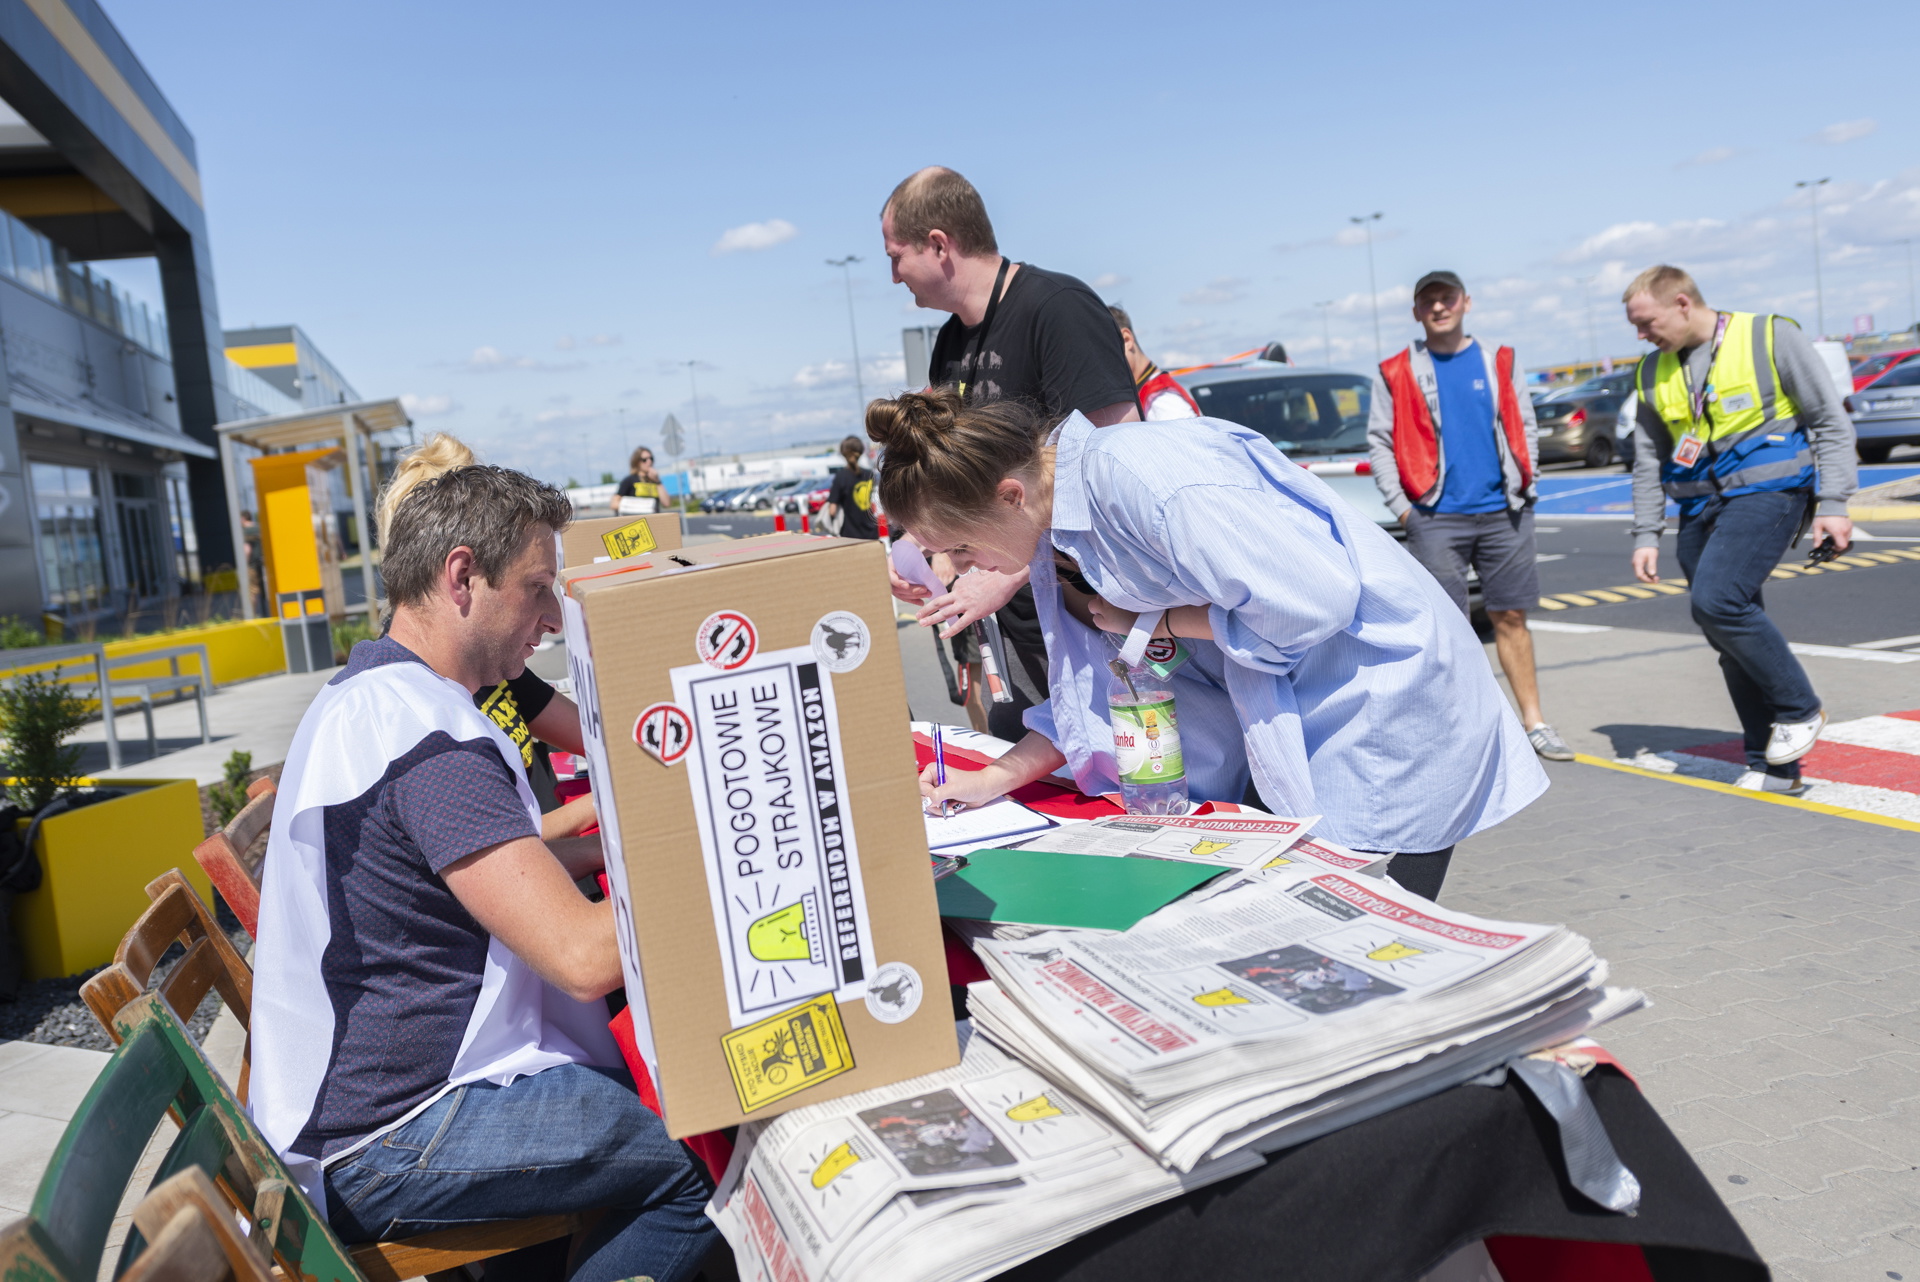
[0,672,90,813]
[332,616,378,663]
[0,616,43,649]
[208,749,253,828]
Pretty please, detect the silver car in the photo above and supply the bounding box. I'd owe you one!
[1172,362,1395,531]
[1848,355,1920,463]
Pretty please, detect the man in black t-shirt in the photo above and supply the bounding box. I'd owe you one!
[880,167,1137,737]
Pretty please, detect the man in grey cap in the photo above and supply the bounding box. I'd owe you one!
[1369,271,1572,761]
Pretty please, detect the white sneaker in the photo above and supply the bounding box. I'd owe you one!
[1733,770,1808,797]
[1764,710,1826,766]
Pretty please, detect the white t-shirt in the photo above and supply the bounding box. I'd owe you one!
[1144,388,1199,420]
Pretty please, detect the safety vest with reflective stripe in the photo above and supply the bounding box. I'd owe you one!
[1636,312,1813,507]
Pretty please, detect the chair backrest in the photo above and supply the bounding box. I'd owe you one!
[81,870,255,1100]
[2,1166,269,1282]
[192,783,274,939]
[25,991,363,1282]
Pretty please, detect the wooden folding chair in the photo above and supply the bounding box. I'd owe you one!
[3,1166,273,1282]
[13,992,363,1282]
[82,896,589,1282]
[192,779,275,939]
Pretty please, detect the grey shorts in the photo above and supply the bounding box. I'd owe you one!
[1403,507,1540,615]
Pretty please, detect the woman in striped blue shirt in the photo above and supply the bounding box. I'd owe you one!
[869,390,1546,898]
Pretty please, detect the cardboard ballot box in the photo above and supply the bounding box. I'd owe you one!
[560,512,684,567]
[560,534,957,1135]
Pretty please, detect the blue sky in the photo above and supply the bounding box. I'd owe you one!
[99,0,1920,486]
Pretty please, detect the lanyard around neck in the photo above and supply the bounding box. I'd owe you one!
[1684,312,1731,423]
[958,257,1011,403]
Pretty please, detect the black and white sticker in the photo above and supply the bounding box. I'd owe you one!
[863,961,922,1024]
[811,611,870,674]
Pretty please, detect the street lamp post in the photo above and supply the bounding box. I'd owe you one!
[1581,275,1599,374]
[1904,239,1917,332]
[685,360,708,486]
[827,256,867,421]
[1350,213,1384,362]
[1314,301,1334,366]
[1796,178,1830,337]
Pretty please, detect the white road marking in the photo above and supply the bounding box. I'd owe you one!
[1818,714,1920,757]
[1528,620,1614,634]
[1787,643,1920,664]
[1534,553,1567,562]
[1853,633,1920,650]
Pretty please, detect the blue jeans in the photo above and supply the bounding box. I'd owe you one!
[1674,490,1821,777]
[324,1063,717,1282]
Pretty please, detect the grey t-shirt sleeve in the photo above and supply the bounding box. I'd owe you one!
[389,739,538,874]
[1769,317,1858,516]
[1630,358,1668,547]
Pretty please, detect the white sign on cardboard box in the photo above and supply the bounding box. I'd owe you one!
[671,643,878,1028]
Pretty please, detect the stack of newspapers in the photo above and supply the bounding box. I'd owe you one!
[710,1023,1262,1282]
[968,861,1643,1171]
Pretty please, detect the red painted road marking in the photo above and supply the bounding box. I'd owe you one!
[1680,737,1920,792]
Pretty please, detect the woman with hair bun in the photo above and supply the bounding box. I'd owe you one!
[375,433,595,839]
[870,391,1545,899]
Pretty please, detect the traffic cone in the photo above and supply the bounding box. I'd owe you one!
[773,513,787,531]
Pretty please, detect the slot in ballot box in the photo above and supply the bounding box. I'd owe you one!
[560,534,957,1136]
[559,512,684,567]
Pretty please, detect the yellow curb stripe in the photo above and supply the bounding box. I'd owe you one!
[1570,753,1920,834]
[1536,597,1569,611]
[1608,585,1661,598]
[1582,590,1631,603]
[1849,505,1920,521]
[1554,593,1598,607]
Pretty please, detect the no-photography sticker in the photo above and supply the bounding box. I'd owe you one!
[696,609,758,670]
[634,702,693,765]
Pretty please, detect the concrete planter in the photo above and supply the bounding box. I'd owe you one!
[10,778,211,979]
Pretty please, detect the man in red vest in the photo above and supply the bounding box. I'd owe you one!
[1368,270,1572,762]
[1109,305,1201,419]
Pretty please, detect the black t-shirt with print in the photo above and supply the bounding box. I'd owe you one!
[926,263,1131,732]
[474,672,561,813]
[828,466,879,540]
[926,264,1135,419]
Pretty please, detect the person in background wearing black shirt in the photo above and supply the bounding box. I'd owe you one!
[824,435,879,539]
[614,446,663,514]
[879,166,1138,739]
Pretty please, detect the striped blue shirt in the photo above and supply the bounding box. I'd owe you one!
[1026,413,1547,853]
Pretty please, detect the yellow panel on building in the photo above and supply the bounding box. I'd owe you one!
[226,341,299,369]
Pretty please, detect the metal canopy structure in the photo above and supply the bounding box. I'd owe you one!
[214,398,411,620]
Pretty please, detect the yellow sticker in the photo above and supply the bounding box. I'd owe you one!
[601,518,659,560]
[722,994,855,1113]
[1192,987,1251,1007]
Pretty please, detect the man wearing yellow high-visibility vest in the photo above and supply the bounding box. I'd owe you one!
[1622,265,1857,796]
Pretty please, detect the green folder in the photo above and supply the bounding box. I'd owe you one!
[935,847,1224,932]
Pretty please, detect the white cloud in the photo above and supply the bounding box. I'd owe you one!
[712,218,799,255]
[792,355,908,390]
[554,335,576,350]
[1679,146,1736,168]
[1091,273,1129,290]
[1563,218,1727,262]
[586,333,621,347]
[399,392,457,417]
[460,345,587,373]
[1181,276,1249,306]
[1813,118,1876,145]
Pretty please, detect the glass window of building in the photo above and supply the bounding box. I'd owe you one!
[112,471,168,599]
[31,462,108,610]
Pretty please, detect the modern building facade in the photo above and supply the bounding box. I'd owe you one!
[224,324,359,410]
[0,0,260,629]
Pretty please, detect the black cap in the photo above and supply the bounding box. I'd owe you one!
[1413,270,1465,297]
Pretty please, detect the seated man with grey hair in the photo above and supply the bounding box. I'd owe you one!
[249,465,716,1282]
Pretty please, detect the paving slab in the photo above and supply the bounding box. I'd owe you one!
[1450,759,1920,1282]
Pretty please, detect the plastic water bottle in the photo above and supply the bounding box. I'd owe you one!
[1107,657,1190,815]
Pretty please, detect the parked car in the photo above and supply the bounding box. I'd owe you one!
[1532,370,1634,467]
[1849,348,1920,391]
[779,475,834,515]
[698,485,748,513]
[1174,362,1396,532]
[1846,356,1920,462]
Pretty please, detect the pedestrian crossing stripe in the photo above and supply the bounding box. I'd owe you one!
[1538,544,1920,609]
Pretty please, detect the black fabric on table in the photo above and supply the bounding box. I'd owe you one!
[999,1067,1766,1282]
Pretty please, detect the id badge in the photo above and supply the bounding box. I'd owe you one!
[1673,433,1704,467]
[1140,636,1191,680]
